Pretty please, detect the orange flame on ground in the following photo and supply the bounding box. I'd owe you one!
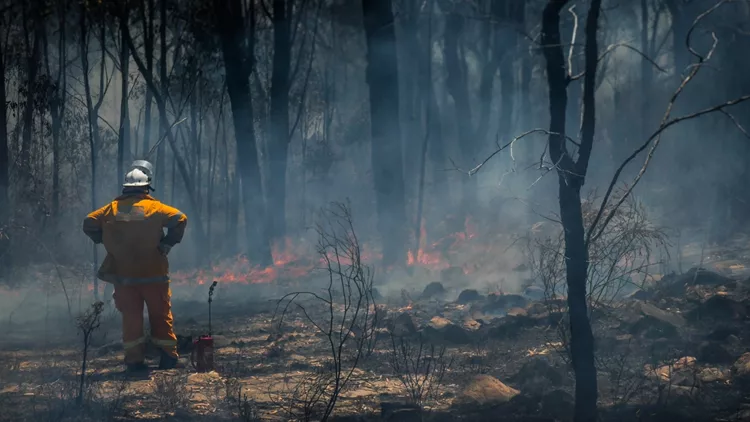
[170,216,483,286]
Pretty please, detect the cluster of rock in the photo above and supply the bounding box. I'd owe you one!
[379,266,750,420]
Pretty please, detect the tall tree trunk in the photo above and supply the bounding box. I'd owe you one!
[666,0,696,75]
[420,0,447,223]
[362,0,408,269]
[21,4,42,186]
[81,10,107,300]
[156,0,167,193]
[141,0,154,155]
[120,5,210,268]
[640,0,651,142]
[0,21,7,217]
[442,8,477,216]
[412,0,434,267]
[43,0,66,219]
[541,0,600,420]
[399,0,421,199]
[267,0,291,241]
[214,0,272,266]
[118,19,130,188]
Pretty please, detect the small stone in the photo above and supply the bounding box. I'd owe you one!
[732,352,750,379]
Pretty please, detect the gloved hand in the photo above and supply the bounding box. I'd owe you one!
[158,243,172,256]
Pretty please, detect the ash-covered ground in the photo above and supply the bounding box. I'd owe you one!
[2,236,750,422]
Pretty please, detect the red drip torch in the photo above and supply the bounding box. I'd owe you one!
[192,281,218,372]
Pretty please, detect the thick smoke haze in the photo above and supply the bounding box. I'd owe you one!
[1,0,749,328]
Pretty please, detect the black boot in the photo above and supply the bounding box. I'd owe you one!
[158,350,183,370]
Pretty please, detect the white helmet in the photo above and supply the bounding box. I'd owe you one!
[123,168,151,187]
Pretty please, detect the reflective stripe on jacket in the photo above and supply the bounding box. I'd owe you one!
[82,193,187,285]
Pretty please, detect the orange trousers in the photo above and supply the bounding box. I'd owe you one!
[113,282,178,364]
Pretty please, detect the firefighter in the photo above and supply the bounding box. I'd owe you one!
[82,160,187,372]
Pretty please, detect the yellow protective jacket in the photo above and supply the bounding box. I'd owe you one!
[82,192,187,285]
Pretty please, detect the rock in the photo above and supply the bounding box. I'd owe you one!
[462,319,483,331]
[632,301,686,327]
[380,402,422,421]
[705,327,740,342]
[421,282,446,300]
[511,357,567,391]
[626,289,652,301]
[628,316,680,339]
[698,367,730,383]
[506,307,528,317]
[457,289,484,304]
[659,268,735,296]
[482,293,528,314]
[685,268,735,286]
[454,375,520,406]
[389,313,417,337]
[428,316,452,329]
[423,316,472,345]
[687,295,747,322]
[486,315,537,339]
[645,356,702,389]
[732,352,750,379]
[698,341,734,364]
[626,301,685,339]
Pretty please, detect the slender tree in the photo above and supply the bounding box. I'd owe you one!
[213,0,272,266]
[361,0,408,268]
[540,0,601,420]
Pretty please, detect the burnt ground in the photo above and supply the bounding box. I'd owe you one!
[2,247,750,421]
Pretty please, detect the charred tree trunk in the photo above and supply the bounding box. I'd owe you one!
[362,0,408,269]
[141,0,154,155]
[81,11,107,300]
[120,5,210,267]
[20,4,42,187]
[214,0,272,266]
[267,0,291,241]
[420,0,448,220]
[641,0,650,142]
[156,0,167,193]
[541,0,600,420]
[666,0,689,74]
[0,16,7,218]
[48,0,67,219]
[118,19,130,188]
[443,8,477,216]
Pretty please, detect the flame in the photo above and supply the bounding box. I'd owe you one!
[169,216,485,286]
[0,216,486,295]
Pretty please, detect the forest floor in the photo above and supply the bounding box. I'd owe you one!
[2,236,750,422]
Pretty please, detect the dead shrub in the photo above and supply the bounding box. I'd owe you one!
[152,372,191,410]
[387,333,454,407]
[273,202,378,421]
[524,190,669,355]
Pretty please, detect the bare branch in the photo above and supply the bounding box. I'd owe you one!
[586,1,735,246]
[450,129,579,176]
[566,5,579,79]
[570,43,668,81]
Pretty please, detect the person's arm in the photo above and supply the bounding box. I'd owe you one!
[158,204,187,255]
[82,205,109,244]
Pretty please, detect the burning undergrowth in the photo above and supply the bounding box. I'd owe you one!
[170,214,517,291]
